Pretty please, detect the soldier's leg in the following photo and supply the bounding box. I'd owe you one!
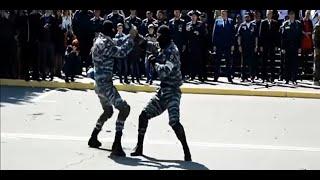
[284,50,290,83]
[224,49,233,82]
[88,96,114,148]
[131,91,166,156]
[167,91,192,161]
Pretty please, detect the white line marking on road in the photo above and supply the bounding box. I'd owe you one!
[2,133,320,152]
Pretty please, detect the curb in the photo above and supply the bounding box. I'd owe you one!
[1,78,320,99]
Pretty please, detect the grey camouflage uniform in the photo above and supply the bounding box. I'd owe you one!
[91,32,134,132]
[139,41,183,135]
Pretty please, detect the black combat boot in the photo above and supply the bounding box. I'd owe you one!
[88,128,102,148]
[172,123,192,161]
[130,133,145,156]
[111,131,126,157]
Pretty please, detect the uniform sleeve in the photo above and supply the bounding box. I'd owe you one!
[230,20,236,46]
[280,22,287,49]
[146,41,160,54]
[108,36,134,58]
[155,52,177,79]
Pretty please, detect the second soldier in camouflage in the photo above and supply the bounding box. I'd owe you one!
[130,25,192,161]
[88,20,138,157]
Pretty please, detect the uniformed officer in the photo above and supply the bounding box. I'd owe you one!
[156,10,168,27]
[237,12,258,82]
[259,10,281,83]
[88,20,138,157]
[130,25,192,161]
[124,10,142,34]
[313,14,320,86]
[90,10,104,42]
[186,10,207,82]
[104,10,125,30]
[253,10,263,80]
[280,10,302,84]
[141,11,158,37]
[169,10,187,79]
[212,10,236,83]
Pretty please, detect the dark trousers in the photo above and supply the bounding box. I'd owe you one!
[284,48,299,82]
[180,48,188,79]
[117,58,128,82]
[241,49,255,80]
[189,49,205,81]
[214,47,232,80]
[20,41,40,79]
[314,48,320,81]
[129,56,140,82]
[261,46,276,81]
[39,42,55,79]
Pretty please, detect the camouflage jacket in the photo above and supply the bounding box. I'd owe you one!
[91,32,134,87]
[151,41,183,88]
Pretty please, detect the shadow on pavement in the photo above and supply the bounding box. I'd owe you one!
[97,146,209,170]
[0,86,47,106]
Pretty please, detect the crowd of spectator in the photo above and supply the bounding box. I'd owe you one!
[0,9,319,85]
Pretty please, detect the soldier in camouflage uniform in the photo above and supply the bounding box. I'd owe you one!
[88,20,138,157]
[130,25,192,161]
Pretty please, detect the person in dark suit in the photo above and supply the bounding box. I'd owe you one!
[212,10,236,83]
[186,10,207,82]
[259,10,281,83]
[237,12,258,82]
[280,10,303,84]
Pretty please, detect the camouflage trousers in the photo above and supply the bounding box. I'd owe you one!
[143,86,181,127]
[94,82,130,132]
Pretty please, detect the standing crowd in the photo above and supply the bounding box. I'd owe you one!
[1,9,320,85]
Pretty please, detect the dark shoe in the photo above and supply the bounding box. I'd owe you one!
[88,128,102,148]
[88,136,102,148]
[130,144,143,156]
[71,78,75,82]
[124,80,130,84]
[228,77,233,83]
[149,80,153,85]
[65,78,70,83]
[285,81,289,84]
[111,132,125,157]
[131,133,145,156]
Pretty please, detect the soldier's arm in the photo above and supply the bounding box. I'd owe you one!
[146,41,160,55]
[155,52,177,78]
[211,20,217,47]
[108,35,135,58]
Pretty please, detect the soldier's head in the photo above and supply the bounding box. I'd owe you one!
[305,10,311,19]
[94,10,101,18]
[254,10,261,20]
[244,13,251,22]
[221,10,228,20]
[266,10,273,19]
[148,24,155,34]
[72,39,79,51]
[63,10,71,17]
[54,10,62,17]
[45,10,53,16]
[102,20,115,37]
[130,10,137,16]
[189,10,200,23]
[117,23,123,33]
[112,10,119,14]
[157,10,165,20]
[174,10,181,18]
[157,25,171,49]
[288,10,296,21]
[146,11,153,19]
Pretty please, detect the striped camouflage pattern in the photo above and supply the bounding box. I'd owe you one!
[143,41,183,126]
[91,32,134,131]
